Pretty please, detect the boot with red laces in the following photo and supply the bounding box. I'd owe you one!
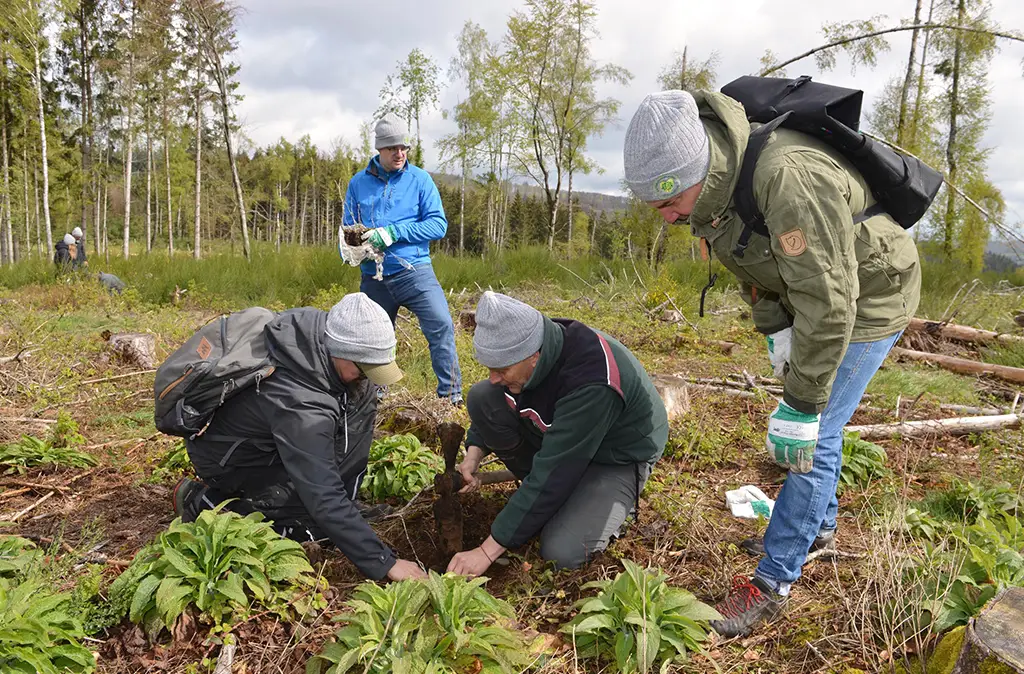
[710,575,787,638]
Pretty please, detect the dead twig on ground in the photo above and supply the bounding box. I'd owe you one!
[56,369,157,390]
[5,490,55,521]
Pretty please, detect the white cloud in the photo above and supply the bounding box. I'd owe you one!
[234,0,1024,216]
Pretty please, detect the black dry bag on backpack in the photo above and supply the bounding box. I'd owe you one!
[720,75,944,256]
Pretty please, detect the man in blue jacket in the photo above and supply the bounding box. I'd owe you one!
[343,113,462,403]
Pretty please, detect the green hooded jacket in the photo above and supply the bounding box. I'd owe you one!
[688,91,921,414]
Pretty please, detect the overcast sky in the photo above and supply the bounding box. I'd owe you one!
[232,0,1024,224]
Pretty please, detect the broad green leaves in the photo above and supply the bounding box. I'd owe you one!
[838,432,889,495]
[127,505,324,638]
[0,576,95,674]
[307,572,534,674]
[0,435,98,474]
[560,559,720,674]
[361,434,444,502]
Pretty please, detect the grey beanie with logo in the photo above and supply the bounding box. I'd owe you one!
[374,112,411,150]
[473,291,545,369]
[623,90,711,202]
[324,293,402,385]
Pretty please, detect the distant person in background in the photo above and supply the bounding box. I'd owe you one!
[342,112,462,405]
[97,272,126,294]
[71,227,87,270]
[54,234,76,272]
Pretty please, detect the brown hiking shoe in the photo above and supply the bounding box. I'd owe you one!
[739,529,836,557]
[709,575,787,638]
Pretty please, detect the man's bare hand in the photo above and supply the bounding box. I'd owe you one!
[457,445,485,494]
[387,558,427,581]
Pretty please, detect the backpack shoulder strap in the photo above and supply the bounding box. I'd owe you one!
[732,112,791,258]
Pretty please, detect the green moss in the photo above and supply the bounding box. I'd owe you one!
[927,626,966,674]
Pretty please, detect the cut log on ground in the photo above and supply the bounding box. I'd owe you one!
[891,347,1024,385]
[846,414,1022,441]
[951,587,1024,673]
[652,376,692,421]
[908,317,1024,346]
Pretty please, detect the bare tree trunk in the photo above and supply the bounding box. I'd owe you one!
[102,179,109,263]
[22,130,30,257]
[122,52,135,259]
[93,179,101,259]
[942,0,966,261]
[33,41,52,254]
[1,76,12,264]
[566,167,574,258]
[275,182,282,252]
[193,91,202,260]
[212,53,250,259]
[897,0,924,146]
[910,0,937,151]
[78,6,94,239]
[33,162,40,256]
[299,187,308,246]
[163,100,174,256]
[145,124,152,253]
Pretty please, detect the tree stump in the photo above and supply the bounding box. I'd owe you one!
[103,331,157,369]
[951,588,1024,673]
[651,376,691,422]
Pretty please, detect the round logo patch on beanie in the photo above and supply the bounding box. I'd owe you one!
[655,174,680,196]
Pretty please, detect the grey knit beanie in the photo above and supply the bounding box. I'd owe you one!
[374,113,411,150]
[324,293,402,385]
[473,291,545,368]
[623,90,711,202]
[63,233,75,245]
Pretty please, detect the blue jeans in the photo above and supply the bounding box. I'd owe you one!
[361,264,462,399]
[756,332,901,593]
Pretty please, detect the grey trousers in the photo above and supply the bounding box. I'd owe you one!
[466,381,652,569]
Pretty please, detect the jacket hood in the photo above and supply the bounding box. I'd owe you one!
[524,317,564,391]
[265,308,345,394]
[55,241,69,251]
[688,91,751,237]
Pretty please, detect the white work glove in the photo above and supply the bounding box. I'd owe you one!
[766,327,793,379]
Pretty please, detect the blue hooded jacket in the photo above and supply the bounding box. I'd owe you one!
[343,156,447,277]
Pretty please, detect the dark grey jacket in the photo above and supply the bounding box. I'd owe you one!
[187,307,395,579]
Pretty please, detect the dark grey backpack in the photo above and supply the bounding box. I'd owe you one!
[154,307,277,438]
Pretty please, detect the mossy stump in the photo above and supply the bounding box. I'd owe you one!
[951,588,1024,674]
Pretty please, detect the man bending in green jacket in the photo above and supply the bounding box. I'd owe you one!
[623,89,921,637]
[447,291,668,577]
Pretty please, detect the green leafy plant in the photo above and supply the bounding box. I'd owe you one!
[924,478,1020,524]
[0,578,96,673]
[560,559,721,673]
[902,507,946,541]
[0,435,98,474]
[145,440,193,484]
[307,572,535,674]
[360,434,444,501]
[48,411,86,449]
[838,432,888,494]
[128,505,325,638]
[0,535,42,579]
[70,558,151,636]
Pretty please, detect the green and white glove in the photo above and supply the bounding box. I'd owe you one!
[766,327,792,379]
[361,225,397,252]
[766,402,820,473]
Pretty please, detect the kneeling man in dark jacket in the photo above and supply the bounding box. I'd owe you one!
[448,292,668,577]
[173,293,425,581]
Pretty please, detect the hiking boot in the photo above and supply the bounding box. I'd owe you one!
[710,575,788,638]
[172,477,205,523]
[739,529,836,558]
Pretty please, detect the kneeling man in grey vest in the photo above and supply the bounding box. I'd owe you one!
[448,292,667,577]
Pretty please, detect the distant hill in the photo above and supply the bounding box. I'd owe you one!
[430,172,631,214]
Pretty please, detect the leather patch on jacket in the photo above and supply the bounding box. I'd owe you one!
[779,228,807,256]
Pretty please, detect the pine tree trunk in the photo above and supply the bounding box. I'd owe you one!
[299,188,308,247]
[213,60,250,260]
[22,132,30,257]
[942,0,966,261]
[79,7,94,239]
[459,147,465,255]
[566,167,575,258]
[33,42,53,254]
[897,0,924,147]
[102,180,109,263]
[1,79,12,264]
[93,180,101,259]
[193,90,202,260]
[164,105,174,256]
[145,126,152,253]
[33,162,40,256]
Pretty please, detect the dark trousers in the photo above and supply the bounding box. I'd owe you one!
[466,380,652,568]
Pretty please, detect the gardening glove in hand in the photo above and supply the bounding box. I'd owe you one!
[361,225,397,252]
[766,327,793,379]
[766,402,820,473]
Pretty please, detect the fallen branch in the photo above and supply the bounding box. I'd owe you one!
[5,490,55,522]
[846,414,1022,441]
[57,369,157,390]
[907,318,1024,346]
[0,346,39,366]
[0,487,31,501]
[1,417,57,424]
[891,347,1024,384]
[805,547,865,563]
[0,479,69,493]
